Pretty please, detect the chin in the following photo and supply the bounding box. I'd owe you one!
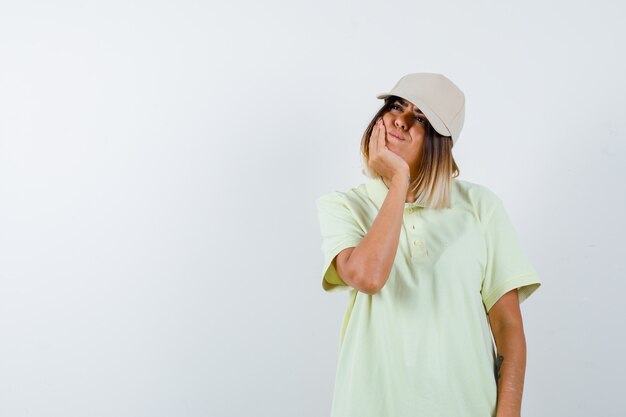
[387,146,404,158]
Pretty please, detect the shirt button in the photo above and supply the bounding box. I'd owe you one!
[412,225,415,230]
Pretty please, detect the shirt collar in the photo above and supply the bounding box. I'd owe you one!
[365,176,426,210]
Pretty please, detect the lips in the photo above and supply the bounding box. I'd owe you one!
[388,131,406,141]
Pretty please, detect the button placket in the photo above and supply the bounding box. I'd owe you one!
[404,207,427,259]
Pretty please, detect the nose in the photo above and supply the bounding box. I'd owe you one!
[394,113,410,130]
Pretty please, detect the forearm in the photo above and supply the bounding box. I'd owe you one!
[493,324,527,417]
[347,174,408,292]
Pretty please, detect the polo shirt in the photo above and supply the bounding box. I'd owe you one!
[315,176,541,417]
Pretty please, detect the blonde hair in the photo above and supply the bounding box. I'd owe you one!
[360,96,460,209]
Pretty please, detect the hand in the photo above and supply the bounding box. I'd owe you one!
[368,118,410,185]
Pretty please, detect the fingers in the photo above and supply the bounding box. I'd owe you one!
[370,118,388,165]
[373,118,384,149]
[369,118,379,159]
[377,118,386,153]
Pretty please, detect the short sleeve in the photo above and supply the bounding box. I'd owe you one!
[481,195,541,312]
[315,192,365,292]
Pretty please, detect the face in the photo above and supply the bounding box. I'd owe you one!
[381,98,428,170]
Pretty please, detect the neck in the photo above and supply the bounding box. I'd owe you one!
[382,177,417,203]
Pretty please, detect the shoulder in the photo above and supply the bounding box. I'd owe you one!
[452,178,504,222]
[453,178,501,203]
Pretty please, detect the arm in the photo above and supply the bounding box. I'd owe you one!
[334,174,408,294]
[334,118,410,295]
[488,289,527,417]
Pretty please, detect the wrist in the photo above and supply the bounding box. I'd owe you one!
[391,172,410,187]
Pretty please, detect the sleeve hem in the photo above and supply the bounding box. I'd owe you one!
[483,273,541,312]
[322,240,362,292]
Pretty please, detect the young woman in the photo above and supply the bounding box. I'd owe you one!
[315,73,541,417]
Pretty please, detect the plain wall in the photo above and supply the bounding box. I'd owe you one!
[1,0,624,416]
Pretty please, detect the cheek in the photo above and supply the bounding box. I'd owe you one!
[409,129,425,152]
[409,130,423,143]
[410,125,426,136]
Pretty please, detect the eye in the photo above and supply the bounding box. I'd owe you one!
[391,104,401,111]
[415,116,425,124]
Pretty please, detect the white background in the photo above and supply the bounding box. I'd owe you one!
[1,0,624,416]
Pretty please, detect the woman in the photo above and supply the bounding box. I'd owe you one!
[315,73,541,417]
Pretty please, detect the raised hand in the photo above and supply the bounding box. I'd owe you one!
[368,118,410,185]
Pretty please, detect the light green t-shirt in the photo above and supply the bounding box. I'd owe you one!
[315,176,541,417]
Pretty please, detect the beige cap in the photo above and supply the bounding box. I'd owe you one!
[377,73,465,145]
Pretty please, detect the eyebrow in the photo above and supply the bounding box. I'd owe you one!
[395,99,425,116]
